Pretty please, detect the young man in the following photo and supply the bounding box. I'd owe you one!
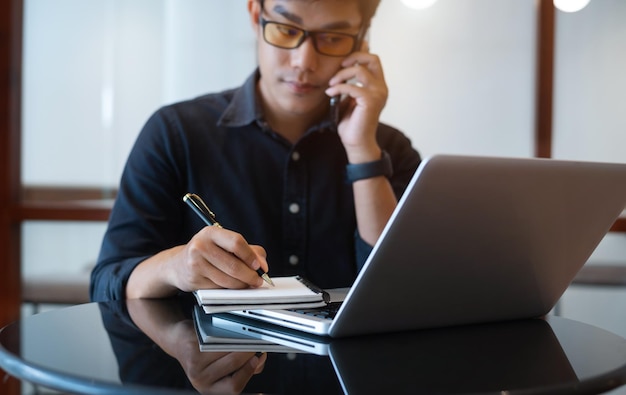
[90,0,421,301]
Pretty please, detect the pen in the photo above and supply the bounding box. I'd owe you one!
[183,193,275,287]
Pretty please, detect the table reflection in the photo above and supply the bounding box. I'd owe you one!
[2,297,626,394]
[101,297,342,394]
[103,297,581,394]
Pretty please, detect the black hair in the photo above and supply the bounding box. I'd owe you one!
[258,0,382,29]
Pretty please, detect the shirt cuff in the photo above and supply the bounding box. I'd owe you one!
[354,232,374,272]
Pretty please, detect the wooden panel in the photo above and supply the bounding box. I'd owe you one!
[15,187,115,221]
[534,0,555,158]
[0,0,23,324]
[21,186,117,202]
[14,201,113,222]
[0,0,23,393]
[611,218,626,233]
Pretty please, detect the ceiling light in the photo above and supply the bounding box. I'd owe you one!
[401,0,439,10]
[553,0,591,13]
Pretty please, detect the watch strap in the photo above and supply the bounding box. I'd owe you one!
[346,150,393,182]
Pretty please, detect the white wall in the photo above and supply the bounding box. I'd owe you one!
[22,0,162,186]
[161,0,255,104]
[21,0,254,187]
[21,0,626,339]
[553,0,626,164]
[550,0,626,346]
[373,0,536,158]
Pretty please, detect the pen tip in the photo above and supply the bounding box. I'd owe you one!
[263,274,275,287]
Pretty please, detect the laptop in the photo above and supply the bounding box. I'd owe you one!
[230,154,626,337]
[192,305,307,353]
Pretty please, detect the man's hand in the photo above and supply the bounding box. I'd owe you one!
[171,226,268,291]
[126,226,268,299]
[325,43,388,164]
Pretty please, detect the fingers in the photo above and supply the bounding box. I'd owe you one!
[326,53,386,100]
[182,226,267,290]
[250,244,269,273]
[232,352,267,379]
[206,228,264,273]
[325,50,388,153]
[342,54,384,81]
[328,51,383,83]
[186,352,267,394]
[210,352,267,393]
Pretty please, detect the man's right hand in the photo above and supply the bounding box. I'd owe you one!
[126,226,268,299]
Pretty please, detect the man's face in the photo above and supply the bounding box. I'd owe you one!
[250,0,363,119]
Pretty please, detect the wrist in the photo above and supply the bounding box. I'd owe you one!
[344,143,381,164]
[340,128,380,162]
[345,150,393,183]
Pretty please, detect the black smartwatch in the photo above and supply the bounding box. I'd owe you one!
[345,150,393,183]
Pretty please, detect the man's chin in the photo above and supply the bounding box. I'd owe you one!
[281,100,321,117]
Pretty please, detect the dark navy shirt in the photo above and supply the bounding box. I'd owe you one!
[91,70,421,301]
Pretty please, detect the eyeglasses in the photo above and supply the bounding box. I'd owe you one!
[260,18,360,57]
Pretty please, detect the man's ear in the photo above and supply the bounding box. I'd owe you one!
[248,0,262,34]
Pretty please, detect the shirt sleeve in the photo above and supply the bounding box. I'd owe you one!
[90,108,189,302]
[354,232,374,272]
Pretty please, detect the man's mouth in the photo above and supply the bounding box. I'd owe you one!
[285,80,319,95]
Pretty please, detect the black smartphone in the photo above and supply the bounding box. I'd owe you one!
[330,95,340,126]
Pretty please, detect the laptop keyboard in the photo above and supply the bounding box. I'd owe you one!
[290,302,342,320]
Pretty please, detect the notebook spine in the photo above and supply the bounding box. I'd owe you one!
[296,276,330,303]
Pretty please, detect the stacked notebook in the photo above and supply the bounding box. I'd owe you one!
[193,275,328,314]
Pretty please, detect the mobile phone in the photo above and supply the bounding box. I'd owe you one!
[329,31,366,127]
[330,95,340,126]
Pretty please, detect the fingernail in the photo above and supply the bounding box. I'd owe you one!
[251,352,266,369]
[249,355,261,369]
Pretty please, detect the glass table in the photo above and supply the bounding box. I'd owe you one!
[2,297,626,394]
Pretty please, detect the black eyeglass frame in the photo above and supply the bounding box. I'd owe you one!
[260,17,365,57]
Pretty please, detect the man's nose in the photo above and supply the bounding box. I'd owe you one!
[290,36,318,70]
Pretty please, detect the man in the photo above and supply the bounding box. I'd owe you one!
[90,0,421,302]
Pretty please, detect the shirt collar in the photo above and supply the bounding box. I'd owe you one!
[217,69,262,128]
[217,68,336,133]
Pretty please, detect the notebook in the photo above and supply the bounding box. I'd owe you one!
[229,154,626,337]
[194,275,328,314]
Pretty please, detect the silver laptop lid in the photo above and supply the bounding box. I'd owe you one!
[329,155,626,337]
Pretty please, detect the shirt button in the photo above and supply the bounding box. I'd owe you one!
[289,203,300,214]
[292,151,301,161]
[289,255,299,266]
